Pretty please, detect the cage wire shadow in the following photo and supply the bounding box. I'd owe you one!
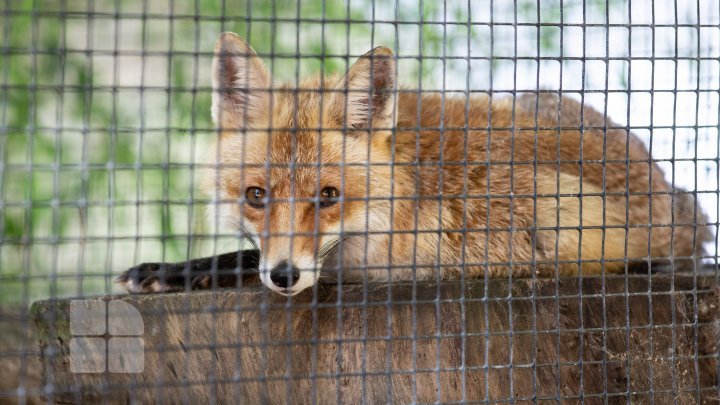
[1,0,719,403]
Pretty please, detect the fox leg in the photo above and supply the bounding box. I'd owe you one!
[116,250,260,293]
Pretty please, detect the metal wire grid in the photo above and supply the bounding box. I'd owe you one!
[1,0,720,403]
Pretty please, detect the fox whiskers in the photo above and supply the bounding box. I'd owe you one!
[314,235,347,266]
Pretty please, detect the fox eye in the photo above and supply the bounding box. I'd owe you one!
[245,187,266,208]
[319,187,340,207]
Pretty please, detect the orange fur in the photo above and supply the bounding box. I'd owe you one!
[207,33,709,295]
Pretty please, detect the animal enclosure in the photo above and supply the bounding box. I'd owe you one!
[1,0,720,403]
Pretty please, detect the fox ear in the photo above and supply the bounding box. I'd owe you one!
[211,32,272,131]
[330,47,396,131]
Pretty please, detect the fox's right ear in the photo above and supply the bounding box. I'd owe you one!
[211,32,272,132]
[328,47,396,132]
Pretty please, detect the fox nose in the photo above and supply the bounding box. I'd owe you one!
[269,261,300,288]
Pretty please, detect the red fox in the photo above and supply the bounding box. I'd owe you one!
[119,32,710,296]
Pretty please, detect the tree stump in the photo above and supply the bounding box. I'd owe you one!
[32,275,719,403]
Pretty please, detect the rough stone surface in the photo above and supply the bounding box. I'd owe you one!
[32,275,719,403]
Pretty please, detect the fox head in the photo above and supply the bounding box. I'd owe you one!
[208,32,397,295]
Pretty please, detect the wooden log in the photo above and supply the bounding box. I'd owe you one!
[32,275,719,403]
[0,308,43,404]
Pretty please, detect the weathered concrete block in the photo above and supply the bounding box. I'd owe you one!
[32,276,719,403]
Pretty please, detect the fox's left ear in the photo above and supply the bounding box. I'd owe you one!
[211,32,272,132]
[329,47,397,131]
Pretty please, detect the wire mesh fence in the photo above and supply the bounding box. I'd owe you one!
[1,0,719,403]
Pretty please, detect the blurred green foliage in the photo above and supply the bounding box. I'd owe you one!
[1,0,623,304]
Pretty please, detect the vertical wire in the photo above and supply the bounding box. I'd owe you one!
[0,7,9,390]
[244,9,268,389]
[106,0,122,396]
[0,0,11,393]
[134,1,151,400]
[236,0,251,286]
[411,1,426,403]
[260,1,278,402]
[20,9,38,394]
[163,3,175,294]
[49,0,67,338]
[44,1,66,403]
[670,0,681,401]
[507,0,519,400]
[623,0,635,400]
[108,0,122,296]
[131,8,149,380]
[691,0,703,400]
[715,0,720,287]
[21,2,37,331]
[150,0,165,398]
[308,5,322,400]
[188,1,200,286]
[389,12,401,405]
[433,1,449,402]
[459,1,472,402]
[578,0,589,398]
[223,0,245,400]
[63,0,76,402]
[215,2,226,286]
[529,0,542,400]
[713,0,720,395]
[600,1,611,401]
[155,2,188,403]
[715,3,720,395]
[231,0,255,399]
[369,0,401,402]
[483,1,494,401]
[334,0,352,402]
[310,1,328,403]
[359,24,370,405]
[134,0,149,291]
[0,1,8,292]
[285,0,304,401]
[646,0,658,399]
[71,0,96,401]
[162,0,176,271]
[366,3,396,401]
[334,0,352,403]
[551,0,564,400]
[196,1,220,402]
[375,2,396,396]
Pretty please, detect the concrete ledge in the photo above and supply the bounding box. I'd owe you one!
[32,275,719,403]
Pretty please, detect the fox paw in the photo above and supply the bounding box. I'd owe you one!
[115,263,214,293]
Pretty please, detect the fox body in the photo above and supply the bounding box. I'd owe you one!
[198,32,712,296]
[117,32,707,296]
